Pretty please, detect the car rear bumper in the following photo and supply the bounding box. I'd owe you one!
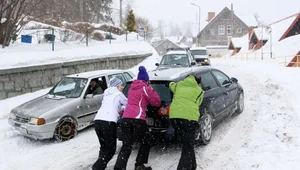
[8,118,56,140]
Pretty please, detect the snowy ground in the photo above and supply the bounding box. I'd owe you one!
[1,56,300,170]
[0,33,149,70]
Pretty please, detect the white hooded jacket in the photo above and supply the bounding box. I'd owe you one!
[94,87,128,123]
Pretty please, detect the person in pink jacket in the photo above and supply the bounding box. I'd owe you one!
[114,66,161,170]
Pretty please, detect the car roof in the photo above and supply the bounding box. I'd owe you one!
[146,67,211,81]
[190,47,207,50]
[165,50,188,55]
[67,69,125,78]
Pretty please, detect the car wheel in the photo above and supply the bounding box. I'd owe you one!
[236,92,244,114]
[196,114,213,145]
[54,117,77,141]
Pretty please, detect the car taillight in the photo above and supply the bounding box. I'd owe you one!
[157,106,170,116]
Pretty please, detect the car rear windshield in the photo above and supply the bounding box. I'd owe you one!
[123,81,172,104]
[191,50,207,55]
[160,54,189,66]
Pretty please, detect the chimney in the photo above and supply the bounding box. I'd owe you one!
[207,12,215,22]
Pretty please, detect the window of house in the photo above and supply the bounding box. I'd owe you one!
[227,25,232,35]
[218,25,225,35]
[237,28,242,34]
[210,29,215,35]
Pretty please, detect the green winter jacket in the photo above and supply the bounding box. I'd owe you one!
[169,75,204,121]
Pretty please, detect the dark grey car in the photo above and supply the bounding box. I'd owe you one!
[8,69,134,141]
[121,67,244,145]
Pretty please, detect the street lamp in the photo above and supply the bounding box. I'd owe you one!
[191,2,201,46]
[265,26,272,59]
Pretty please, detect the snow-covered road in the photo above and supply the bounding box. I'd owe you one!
[1,58,300,170]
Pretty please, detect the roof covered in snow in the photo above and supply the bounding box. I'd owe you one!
[231,13,300,65]
[165,50,188,55]
[230,35,248,48]
[166,36,184,44]
[190,47,207,50]
[252,28,270,40]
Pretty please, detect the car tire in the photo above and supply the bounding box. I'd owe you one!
[235,92,244,114]
[195,114,213,145]
[54,117,77,141]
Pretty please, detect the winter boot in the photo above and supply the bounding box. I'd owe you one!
[134,163,152,170]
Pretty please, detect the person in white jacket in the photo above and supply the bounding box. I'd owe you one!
[92,77,127,170]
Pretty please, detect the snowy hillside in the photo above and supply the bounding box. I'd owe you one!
[0,56,300,170]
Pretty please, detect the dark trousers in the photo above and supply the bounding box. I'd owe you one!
[171,118,198,170]
[114,118,152,169]
[93,120,117,170]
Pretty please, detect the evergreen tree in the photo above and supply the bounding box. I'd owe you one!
[126,10,137,32]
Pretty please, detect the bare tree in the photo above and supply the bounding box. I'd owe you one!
[136,16,155,39]
[157,20,165,39]
[33,0,113,24]
[182,22,193,38]
[168,22,181,37]
[0,0,45,48]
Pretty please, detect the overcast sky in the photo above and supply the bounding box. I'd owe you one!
[113,0,299,31]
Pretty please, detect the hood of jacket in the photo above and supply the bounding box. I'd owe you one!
[103,87,120,96]
[130,80,148,90]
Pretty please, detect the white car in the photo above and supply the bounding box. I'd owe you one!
[155,49,196,70]
[8,69,134,141]
[190,47,211,66]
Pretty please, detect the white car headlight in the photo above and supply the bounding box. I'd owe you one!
[204,59,209,63]
[29,118,46,125]
[9,112,16,119]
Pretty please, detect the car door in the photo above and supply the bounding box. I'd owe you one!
[198,71,225,123]
[80,76,107,126]
[211,70,238,115]
[187,51,196,66]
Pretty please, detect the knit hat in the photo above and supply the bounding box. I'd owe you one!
[109,77,123,87]
[137,66,149,82]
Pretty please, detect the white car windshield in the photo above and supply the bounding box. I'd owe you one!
[48,77,88,98]
[191,50,207,55]
[160,54,189,66]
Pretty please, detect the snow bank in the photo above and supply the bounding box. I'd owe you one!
[0,41,152,70]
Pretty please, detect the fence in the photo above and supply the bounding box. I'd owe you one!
[0,28,145,53]
[220,52,300,67]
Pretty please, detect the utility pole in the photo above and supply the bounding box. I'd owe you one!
[261,25,264,60]
[120,0,123,28]
[191,3,201,46]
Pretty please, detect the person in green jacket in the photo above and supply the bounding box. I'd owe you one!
[169,74,204,170]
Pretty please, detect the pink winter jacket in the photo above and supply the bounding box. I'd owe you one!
[122,80,161,120]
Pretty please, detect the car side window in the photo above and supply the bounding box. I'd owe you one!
[85,76,106,96]
[212,70,231,86]
[108,73,127,86]
[199,72,218,91]
[123,72,133,81]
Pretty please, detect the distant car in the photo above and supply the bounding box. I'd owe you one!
[155,48,196,70]
[8,69,134,141]
[121,67,244,145]
[190,47,211,66]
